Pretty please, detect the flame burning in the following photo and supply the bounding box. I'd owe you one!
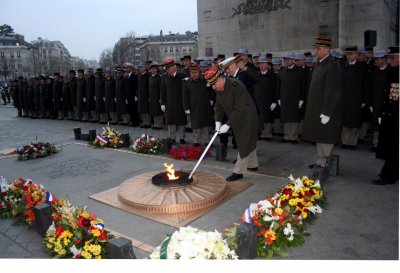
[164,163,179,180]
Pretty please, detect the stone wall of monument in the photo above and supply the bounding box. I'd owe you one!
[197,0,399,58]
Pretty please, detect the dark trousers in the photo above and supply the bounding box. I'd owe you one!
[380,158,399,183]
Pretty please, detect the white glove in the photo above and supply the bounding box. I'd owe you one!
[215,121,221,132]
[369,106,373,113]
[161,105,166,112]
[210,100,213,106]
[52,99,54,102]
[114,98,117,102]
[299,100,304,109]
[94,97,96,101]
[60,98,63,102]
[362,103,366,108]
[125,99,128,104]
[185,110,190,114]
[103,97,106,102]
[278,99,281,106]
[378,117,381,125]
[219,124,230,134]
[83,98,86,102]
[270,103,276,111]
[320,114,330,124]
[135,96,138,102]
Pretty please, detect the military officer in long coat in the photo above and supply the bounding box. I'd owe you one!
[68,70,78,120]
[104,68,117,124]
[33,77,41,118]
[95,68,107,123]
[341,46,369,149]
[137,63,151,128]
[254,57,277,141]
[52,73,64,120]
[124,63,139,127]
[205,66,258,181]
[85,68,97,122]
[160,59,187,144]
[38,76,47,118]
[45,77,54,118]
[302,36,342,169]
[115,67,127,124]
[148,64,163,129]
[276,53,306,143]
[182,63,214,146]
[374,46,399,185]
[61,75,71,119]
[369,50,391,152]
[76,69,88,122]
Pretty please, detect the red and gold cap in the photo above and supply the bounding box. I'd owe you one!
[204,66,221,85]
[189,62,200,71]
[314,35,332,48]
[162,58,176,69]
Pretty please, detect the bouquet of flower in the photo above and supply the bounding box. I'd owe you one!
[131,133,163,154]
[237,175,325,259]
[0,178,58,224]
[169,146,210,160]
[15,139,59,160]
[150,226,237,260]
[44,202,112,259]
[91,125,123,148]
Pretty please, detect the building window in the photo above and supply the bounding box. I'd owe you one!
[204,10,212,18]
[206,37,213,45]
[17,51,21,57]
[205,48,213,57]
[164,47,167,53]
[188,47,192,52]
[0,52,4,58]
[175,46,179,52]
[18,62,22,68]
[182,47,186,52]
[10,52,14,58]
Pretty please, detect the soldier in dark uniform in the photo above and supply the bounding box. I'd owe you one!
[137,62,151,128]
[26,79,34,118]
[369,50,391,152]
[18,76,28,117]
[182,63,214,146]
[254,57,277,141]
[85,68,97,122]
[373,46,399,185]
[52,73,64,120]
[68,70,78,120]
[61,75,71,120]
[124,63,139,126]
[341,46,368,149]
[160,59,187,144]
[104,67,117,124]
[148,64,163,129]
[276,53,306,144]
[11,80,19,111]
[271,58,284,135]
[115,67,127,125]
[302,35,342,169]
[95,68,106,123]
[181,55,191,77]
[38,76,46,118]
[205,66,258,181]
[76,69,88,122]
[45,76,54,118]
[33,77,41,118]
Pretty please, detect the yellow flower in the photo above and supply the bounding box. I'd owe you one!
[46,243,53,249]
[81,250,92,259]
[302,210,308,219]
[91,229,101,237]
[274,208,283,216]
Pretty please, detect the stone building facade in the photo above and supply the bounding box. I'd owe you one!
[197,0,399,58]
[0,34,31,80]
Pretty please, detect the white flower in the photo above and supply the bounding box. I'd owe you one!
[69,245,82,258]
[293,177,304,192]
[283,223,294,241]
[263,214,279,222]
[258,199,273,211]
[310,180,321,189]
[305,204,323,214]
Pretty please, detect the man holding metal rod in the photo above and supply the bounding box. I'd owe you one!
[204,66,259,181]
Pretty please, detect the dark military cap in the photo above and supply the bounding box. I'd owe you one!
[162,58,176,69]
[365,46,373,53]
[17,75,23,79]
[33,77,39,80]
[247,54,252,59]
[96,68,103,73]
[87,68,93,72]
[69,70,76,74]
[266,53,273,58]
[53,72,60,76]
[233,52,240,57]
[314,35,332,48]
[304,52,312,57]
[217,54,225,59]
[149,63,159,69]
[345,46,358,52]
[388,46,399,55]
[78,69,84,73]
[39,75,45,80]
[189,62,200,71]
[183,55,191,60]
[145,60,153,64]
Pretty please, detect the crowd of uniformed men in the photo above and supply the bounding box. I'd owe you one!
[3,42,399,183]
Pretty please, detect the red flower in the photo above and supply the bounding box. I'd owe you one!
[77,216,91,228]
[98,232,108,241]
[55,226,64,237]
[75,239,81,245]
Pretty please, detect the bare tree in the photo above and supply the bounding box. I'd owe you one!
[99,48,114,68]
[112,31,138,65]
[0,58,14,81]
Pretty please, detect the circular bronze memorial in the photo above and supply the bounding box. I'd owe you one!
[118,170,229,213]
[151,171,193,188]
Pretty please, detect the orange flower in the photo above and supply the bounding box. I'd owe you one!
[264,229,277,245]
[89,213,97,220]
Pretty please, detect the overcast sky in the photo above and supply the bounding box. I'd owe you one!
[0,0,198,61]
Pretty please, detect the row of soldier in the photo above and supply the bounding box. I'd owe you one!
[9,46,396,150]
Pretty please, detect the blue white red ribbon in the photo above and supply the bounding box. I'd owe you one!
[93,223,104,230]
[45,191,54,203]
[96,134,108,144]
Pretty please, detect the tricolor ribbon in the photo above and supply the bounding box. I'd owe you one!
[45,191,54,203]
[96,134,108,144]
[93,223,104,230]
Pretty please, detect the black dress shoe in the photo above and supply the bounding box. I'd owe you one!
[370,147,377,152]
[348,145,356,150]
[247,167,258,171]
[265,137,272,142]
[226,173,243,181]
[258,136,265,140]
[180,139,186,144]
[358,139,365,144]
[185,128,193,133]
[340,144,348,149]
[373,179,395,185]
[308,164,321,169]
[291,140,298,144]
[280,139,289,143]
[232,159,237,164]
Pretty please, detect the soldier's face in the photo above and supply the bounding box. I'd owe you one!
[374,57,387,67]
[259,62,268,71]
[212,77,225,92]
[150,67,158,74]
[273,64,281,71]
[388,55,399,67]
[190,70,200,79]
[139,67,146,74]
[166,65,177,76]
[315,46,329,59]
[283,58,294,67]
[225,64,238,76]
[346,52,358,62]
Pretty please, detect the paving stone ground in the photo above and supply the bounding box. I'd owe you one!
[0,104,398,268]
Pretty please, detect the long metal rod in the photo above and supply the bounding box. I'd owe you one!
[188,131,219,180]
